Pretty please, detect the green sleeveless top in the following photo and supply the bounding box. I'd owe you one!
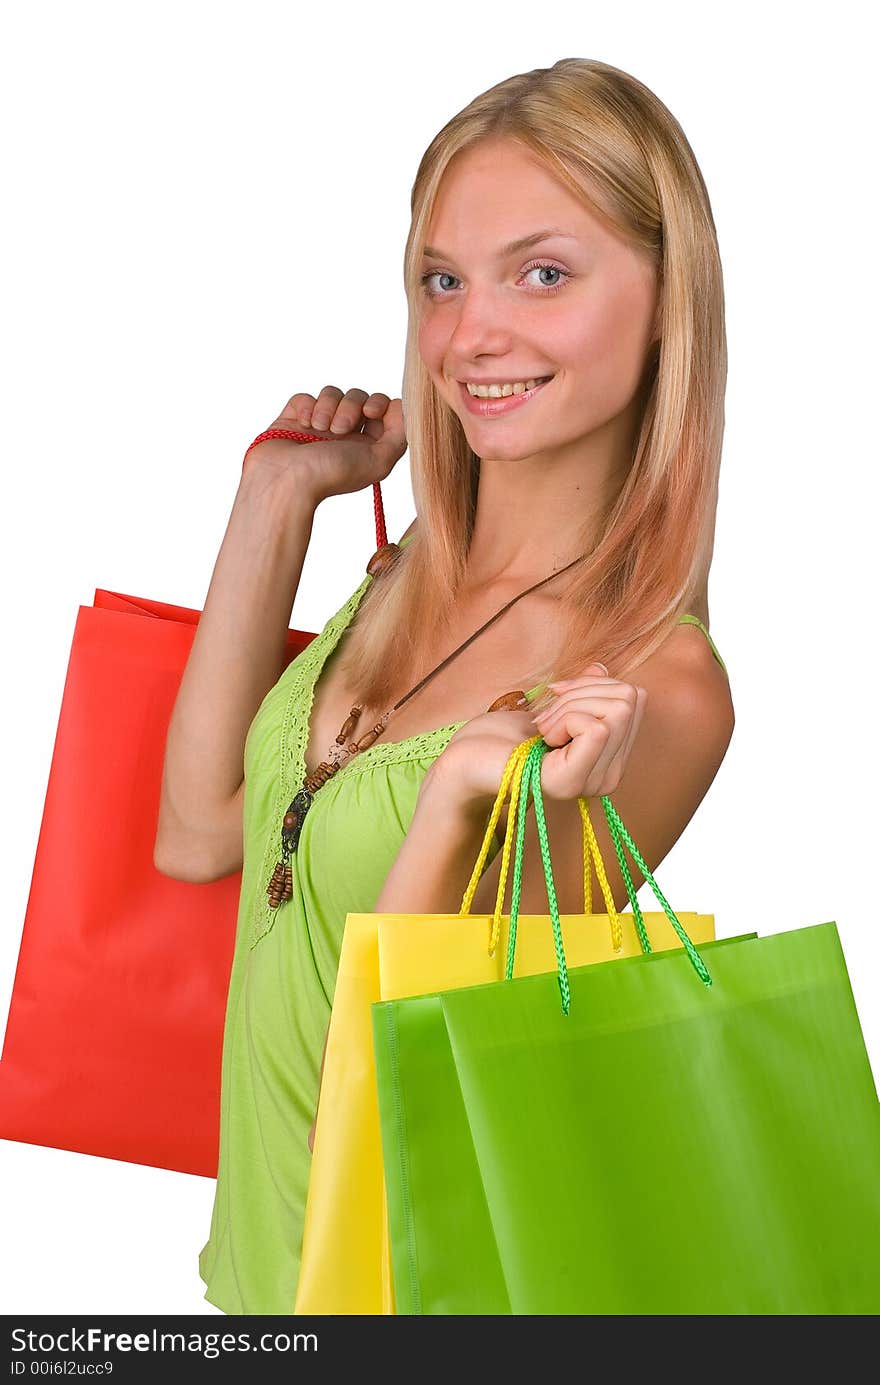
[197,541,728,1315]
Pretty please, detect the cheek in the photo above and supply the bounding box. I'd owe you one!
[417,315,446,375]
[567,284,655,412]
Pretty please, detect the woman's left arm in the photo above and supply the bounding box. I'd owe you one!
[469,635,735,917]
[376,637,734,919]
[403,634,735,919]
[372,781,504,914]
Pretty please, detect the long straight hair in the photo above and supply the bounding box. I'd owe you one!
[336,57,727,717]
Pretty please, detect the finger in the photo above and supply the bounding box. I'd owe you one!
[365,397,407,469]
[539,718,613,800]
[532,687,636,740]
[572,685,645,794]
[537,670,619,723]
[587,705,637,791]
[536,698,637,796]
[309,386,346,430]
[360,393,393,441]
[327,388,370,434]
[548,663,609,689]
[278,392,317,425]
[599,685,647,791]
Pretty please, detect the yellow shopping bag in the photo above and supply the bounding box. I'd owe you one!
[294,737,716,1314]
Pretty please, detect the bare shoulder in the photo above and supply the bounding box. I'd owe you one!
[595,620,735,893]
[555,626,734,912]
[467,619,735,917]
[634,620,735,757]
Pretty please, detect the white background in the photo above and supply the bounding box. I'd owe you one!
[1,0,876,1316]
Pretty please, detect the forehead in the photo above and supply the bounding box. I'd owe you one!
[424,139,602,254]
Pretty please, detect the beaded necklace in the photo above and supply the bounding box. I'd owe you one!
[266,538,586,909]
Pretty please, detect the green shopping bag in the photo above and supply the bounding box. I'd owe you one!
[372,737,742,1315]
[373,934,755,1315]
[373,740,880,1315]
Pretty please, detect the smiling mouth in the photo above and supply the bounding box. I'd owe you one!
[461,375,554,396]
[457,375,555,416]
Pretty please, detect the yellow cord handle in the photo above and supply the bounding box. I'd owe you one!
[458,737,623,956]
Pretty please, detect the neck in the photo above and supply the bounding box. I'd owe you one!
[464,402,639,589]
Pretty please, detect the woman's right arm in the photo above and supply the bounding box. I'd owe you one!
[153,456,322,883]
[153,385,406,884]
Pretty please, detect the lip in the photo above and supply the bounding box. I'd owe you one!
[458,376,554,417]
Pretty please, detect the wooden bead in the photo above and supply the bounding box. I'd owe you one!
[486,690,528,713]
[267,860,286,909]
[280,788,313,851]
[366,542,402,577]
[337,706,362,744]
[307,761,338,790]
[354,725,382,751]
[268,854,295,908]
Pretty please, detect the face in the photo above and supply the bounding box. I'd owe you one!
[418,137,660,462]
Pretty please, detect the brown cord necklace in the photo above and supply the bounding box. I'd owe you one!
[266,539,588,909]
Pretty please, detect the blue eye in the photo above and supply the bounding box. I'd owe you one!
[521,263,569,292]
[419,261,573,298]
[421,270,458,295]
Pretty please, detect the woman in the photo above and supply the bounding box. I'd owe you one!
[158,56,735,1314]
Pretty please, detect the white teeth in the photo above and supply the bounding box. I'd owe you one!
[465,377,551,398]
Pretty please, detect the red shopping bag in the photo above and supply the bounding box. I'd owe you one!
[0,457,393,1180]
[0,587,316,1176]
[0,464,392,1177]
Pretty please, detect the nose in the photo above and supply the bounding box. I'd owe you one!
[444,284,516,367]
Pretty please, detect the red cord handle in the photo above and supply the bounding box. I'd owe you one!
[243,427,388,551]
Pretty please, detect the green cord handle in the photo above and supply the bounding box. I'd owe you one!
[599,795,711,984]
[505,739,712,1014]
[504,742,572,1011]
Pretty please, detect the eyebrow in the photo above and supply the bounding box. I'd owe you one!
[421,228,579,260]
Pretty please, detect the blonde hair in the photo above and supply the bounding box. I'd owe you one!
[337,56,726,717]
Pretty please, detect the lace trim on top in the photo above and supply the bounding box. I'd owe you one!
[249,572,373,948]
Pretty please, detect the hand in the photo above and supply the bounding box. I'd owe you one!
[427,663,648,813]
[245,384,407,504]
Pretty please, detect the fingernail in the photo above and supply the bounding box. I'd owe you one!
[329,420,347,433]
